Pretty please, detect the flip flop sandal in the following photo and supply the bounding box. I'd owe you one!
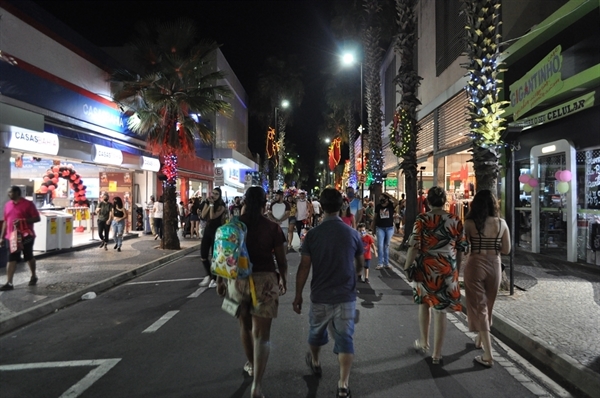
[337,387,351,398]
[243,361,253,377]
[474,355,493,368]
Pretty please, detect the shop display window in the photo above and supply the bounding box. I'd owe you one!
[538,153,567,257]
[444,152,475,199]
[516,164,533,250]
[576,148,600,265]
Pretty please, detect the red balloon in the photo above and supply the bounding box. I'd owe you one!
[78,184,84,190]
[52,178,59,184]
[52,166,59,172]
[40,186,48,194]
[70,174,77,180]
[43,176,50,182]
[48,185,56,191]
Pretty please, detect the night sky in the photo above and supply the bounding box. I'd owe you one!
[32,0,340,181]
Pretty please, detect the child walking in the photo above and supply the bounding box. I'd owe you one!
[358,223,376,283]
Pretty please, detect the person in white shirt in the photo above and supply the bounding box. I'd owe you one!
[311,197,322,227]
[152,196,164,240]
[267,189,291,251]
[295,191,313,245]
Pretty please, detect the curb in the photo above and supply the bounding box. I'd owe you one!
[491,312,600,398]
[0,243,201,336]
[389,243,599,398]
[33,233,141,261]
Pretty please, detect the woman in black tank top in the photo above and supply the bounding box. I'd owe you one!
[463,190,511,368]
[111,196,128,252]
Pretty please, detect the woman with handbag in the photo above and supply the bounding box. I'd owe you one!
[0,186,41,291]
[403,186,467,364]
[463,190,511,368]
[216,186,287,398]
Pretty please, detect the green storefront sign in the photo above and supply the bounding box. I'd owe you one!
[385,177,397,189]
[509,45,564,121]
[509,91,595,129]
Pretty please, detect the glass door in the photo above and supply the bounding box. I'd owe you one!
[538,153,567,259]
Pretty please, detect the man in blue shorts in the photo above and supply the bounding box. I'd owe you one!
[293,188,364,398]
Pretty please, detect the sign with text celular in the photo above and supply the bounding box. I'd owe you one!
[214,167,224,186]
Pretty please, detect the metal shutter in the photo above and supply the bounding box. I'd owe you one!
[438,92,469,151]
[417,112,434,158]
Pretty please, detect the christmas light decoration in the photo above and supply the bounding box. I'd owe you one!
[389,110,413,157]
[162,154,178,188]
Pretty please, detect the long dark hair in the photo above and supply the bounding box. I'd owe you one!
[113,196,124,209]
[244,186,267,225]
[213,187,225,208]
[466,190,499,235]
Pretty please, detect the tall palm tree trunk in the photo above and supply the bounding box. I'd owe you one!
[161,153,181,250]
[363,0,385,201]
[394,0,422,242]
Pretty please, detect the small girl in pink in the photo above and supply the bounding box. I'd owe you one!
[340,200,356,228]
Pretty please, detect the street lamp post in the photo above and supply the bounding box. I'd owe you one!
[342,53,364,201]
[274,99,289,191]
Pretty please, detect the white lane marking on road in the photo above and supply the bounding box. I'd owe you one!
[187,287,208,298]
[142,310,180,333]
[0,358,121,398]
[128,278,201,285]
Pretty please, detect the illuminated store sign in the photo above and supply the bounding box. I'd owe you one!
[139,156,160,172]
[92,144,123,165]
[8,129,59,155]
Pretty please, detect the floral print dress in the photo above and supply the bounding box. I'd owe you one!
[408,212,468,311]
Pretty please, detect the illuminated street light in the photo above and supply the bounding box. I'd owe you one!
[341,51,364,200]
[325,138,330,144]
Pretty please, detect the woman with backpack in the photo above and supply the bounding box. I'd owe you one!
[199,188,226,288]
[216,186,287,398]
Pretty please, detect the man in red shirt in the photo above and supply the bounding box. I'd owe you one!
[0,186,41,291]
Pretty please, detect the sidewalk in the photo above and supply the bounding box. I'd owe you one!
[389,234,600,398]
[0,233,201,335]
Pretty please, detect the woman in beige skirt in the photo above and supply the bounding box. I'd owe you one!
[463,190,511,367]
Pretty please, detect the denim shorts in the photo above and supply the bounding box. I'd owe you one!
[308,301,356,354]
[364,259,371,269]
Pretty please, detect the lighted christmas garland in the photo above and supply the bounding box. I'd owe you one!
[389,110,412,157]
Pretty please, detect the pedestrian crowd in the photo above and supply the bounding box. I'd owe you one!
[0,183,511,397]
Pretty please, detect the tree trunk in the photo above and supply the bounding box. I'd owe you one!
[471,145,500,196]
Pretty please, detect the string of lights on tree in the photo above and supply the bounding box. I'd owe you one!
[162,154,178,188]
[463,0,509,150]
[389,110,413,157]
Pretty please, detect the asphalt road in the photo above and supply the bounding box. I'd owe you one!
[0,249,563,398]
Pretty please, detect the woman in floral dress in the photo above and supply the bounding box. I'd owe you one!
[403,186,467,364]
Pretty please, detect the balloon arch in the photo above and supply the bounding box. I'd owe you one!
[38,164,88,207]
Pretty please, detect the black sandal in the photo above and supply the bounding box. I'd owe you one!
[337,387,351,398]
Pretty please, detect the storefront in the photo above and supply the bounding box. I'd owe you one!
[1,126,161,248]
[503,0,600,265]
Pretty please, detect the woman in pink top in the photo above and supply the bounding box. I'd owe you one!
[0,186,41,291]
[339,200,356,229]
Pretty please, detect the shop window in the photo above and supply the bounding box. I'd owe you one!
[576,148,600,265]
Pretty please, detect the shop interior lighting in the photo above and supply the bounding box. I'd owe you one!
[541,145,556,154]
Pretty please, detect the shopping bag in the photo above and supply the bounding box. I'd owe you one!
[9,229,21,253]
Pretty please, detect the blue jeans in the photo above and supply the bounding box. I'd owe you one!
[112,219,125,247]
[376,226,394,266]
[308,301,356,354]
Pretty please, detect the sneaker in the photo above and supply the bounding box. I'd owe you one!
[199,276,210,287]
[385,265,392,269]
[117,247,121,252]
[375,265,383,270]
[99,242,105,248]
[28,276,38,286]
[243,361,253,377]
[365,278,370,284]
[208,280,217,289]
[0,283,14,291]
[114,244,118,249]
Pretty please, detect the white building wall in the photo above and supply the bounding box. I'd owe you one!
[0,8,112,98]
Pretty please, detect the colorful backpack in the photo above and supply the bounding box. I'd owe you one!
[211,218,252,280]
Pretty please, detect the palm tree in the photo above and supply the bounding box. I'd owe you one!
[394,0,422,241]
[254,55,304,189]
[462,0,509,194]
[110,19,232,250]
[324,76,358,187]
[363,0,385,201]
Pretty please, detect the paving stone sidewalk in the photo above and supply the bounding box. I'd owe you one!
[0,234,201,333]
[389,234,600,398]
